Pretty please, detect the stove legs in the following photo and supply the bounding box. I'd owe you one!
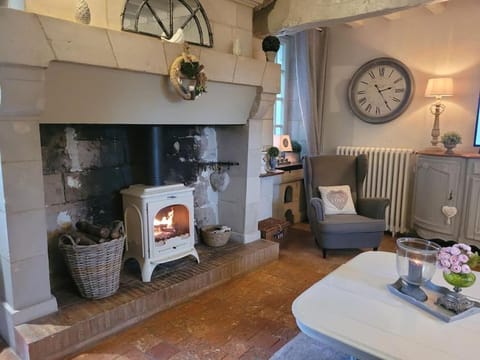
[138,248,201,282]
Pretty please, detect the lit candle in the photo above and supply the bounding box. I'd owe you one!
[407,259,423,284]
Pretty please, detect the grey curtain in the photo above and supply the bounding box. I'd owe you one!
[293,28,329,156]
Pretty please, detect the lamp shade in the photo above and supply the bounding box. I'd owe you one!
[273,135,292,152]
[425,77,454,98]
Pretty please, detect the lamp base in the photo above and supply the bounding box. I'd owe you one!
[399,282,428,302]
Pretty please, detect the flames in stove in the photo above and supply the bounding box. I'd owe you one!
[153,205,189,242]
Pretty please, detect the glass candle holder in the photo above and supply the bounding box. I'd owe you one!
[396,238,441,301]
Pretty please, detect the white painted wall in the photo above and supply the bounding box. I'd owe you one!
[323,0,480,153]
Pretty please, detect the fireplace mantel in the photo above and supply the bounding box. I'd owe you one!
[0,8,279,93]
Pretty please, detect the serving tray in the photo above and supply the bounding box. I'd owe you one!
[387,279,480,322]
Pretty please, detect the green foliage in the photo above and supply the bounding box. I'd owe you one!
[441,131,462,145]
[262,35,280,52]
[267,146,280,157]
[180,61,203,79]
[291,140,302,153]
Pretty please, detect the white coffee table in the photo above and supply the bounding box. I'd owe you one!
[292,251,480,360]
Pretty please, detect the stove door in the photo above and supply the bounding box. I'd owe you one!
[147,197,194,260]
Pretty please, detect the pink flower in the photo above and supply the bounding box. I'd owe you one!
[461,264,472,273]
[441,259,451,268]
[458,254,469,263]
[450,255,459,265]
[450,246,461,256]
[438,252,450,260]
[451,264,462,273]
[457,243,471,252]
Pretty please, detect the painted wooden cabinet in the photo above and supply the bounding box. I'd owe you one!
[412,152,480,247]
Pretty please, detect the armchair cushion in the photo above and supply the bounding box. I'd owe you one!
[317,214,385,234]
[318,185,357,215]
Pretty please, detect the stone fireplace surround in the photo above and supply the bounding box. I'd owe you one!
[0,7,279,349]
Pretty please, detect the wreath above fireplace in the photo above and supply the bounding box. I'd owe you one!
[169,44,207,100]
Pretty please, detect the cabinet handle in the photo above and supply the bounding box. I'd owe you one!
[448,191,453,201]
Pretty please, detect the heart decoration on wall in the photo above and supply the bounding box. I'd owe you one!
[210,170,230,192]
[442,205,458,225]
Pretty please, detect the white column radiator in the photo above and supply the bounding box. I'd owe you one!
[336,146,415,235]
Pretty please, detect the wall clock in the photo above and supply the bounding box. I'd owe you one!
[347,57,415,124]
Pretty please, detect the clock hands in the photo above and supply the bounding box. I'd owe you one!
[378,86,392,93]
[374,84,392,111]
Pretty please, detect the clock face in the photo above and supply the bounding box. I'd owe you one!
[347,57,415,124]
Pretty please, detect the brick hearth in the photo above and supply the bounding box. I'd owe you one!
[14,240,279,360]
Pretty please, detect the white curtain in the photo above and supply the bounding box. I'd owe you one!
[293,28,329,156]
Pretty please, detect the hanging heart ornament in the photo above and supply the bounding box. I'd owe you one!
[442,206,458,225]
[210,170,230,192]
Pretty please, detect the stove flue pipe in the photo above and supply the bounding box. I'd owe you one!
[148,125,163,186]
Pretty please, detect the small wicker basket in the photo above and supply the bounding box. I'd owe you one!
[59,234,125,299]
[201,225,231,247]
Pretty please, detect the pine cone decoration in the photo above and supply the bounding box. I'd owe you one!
[75,0,91,25]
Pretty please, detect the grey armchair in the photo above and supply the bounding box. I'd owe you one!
[303,154,389,258]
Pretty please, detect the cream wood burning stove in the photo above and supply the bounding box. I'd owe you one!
[121,184,199,282]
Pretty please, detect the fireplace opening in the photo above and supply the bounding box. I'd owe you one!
[41,124,222,290]
[154,204,190,242]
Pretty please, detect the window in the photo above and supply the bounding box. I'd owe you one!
[273,39,287,135]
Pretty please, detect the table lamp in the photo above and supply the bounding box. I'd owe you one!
[425,77,454,146]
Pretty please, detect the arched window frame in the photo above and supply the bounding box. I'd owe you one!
[121,0,214,48]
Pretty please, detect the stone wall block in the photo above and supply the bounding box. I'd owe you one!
[234,56,265,86]
[3,161,45,213]
[0,120,42,163]
[108,30,168,75]
[63,166,131,202]
[77,140,102,169]
[0,10,54,67]
[194,207,217,230]
[38,15,117,68]
[261,62,281,94]
[43,173,65,206]
[199,48,236,83]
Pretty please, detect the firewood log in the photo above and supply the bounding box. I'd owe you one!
[110,220,124,239]
[73,232,98,246]
[76,221,111,239]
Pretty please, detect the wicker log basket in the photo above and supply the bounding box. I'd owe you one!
[58,223,125,300]
[201,225,231,247]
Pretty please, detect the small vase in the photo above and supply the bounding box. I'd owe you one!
[265,51,277,62]
[269,157,277,170]
[443,272,476,290]
[443,142,456,154]
[75,0,91,25]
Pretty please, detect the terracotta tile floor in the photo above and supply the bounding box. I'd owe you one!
[64,224,396,360]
